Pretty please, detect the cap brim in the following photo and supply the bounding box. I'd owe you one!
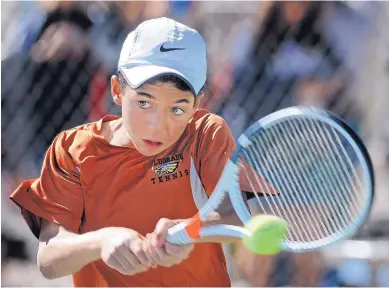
[119,65,196,96]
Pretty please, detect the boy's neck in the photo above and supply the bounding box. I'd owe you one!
[101,118,133,148]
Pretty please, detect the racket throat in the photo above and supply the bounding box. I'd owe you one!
[184,215,204,240]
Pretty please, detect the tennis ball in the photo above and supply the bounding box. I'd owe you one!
[242,215,288,255]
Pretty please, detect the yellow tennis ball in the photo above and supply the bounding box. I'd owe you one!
[242,215,288,255]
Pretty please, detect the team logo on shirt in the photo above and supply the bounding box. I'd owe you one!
[151,153,188,184]
[154,161,180,176]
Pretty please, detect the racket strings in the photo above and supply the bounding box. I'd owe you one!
[242,135,318,244]
[312,120,366,219]
[292,120,351,229]
[292,119,364,238]
[307,120,364,219]
[260,122,337,243]
[269,121,336,241]
[242,143,310,242]
[254,128,322,243]
[290,119,353,239]
[240,117,366,245]
[322,122,365,205]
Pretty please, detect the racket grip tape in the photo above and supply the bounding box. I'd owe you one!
[166,221,195,245]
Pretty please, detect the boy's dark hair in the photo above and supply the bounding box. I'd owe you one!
[118,71,204,95]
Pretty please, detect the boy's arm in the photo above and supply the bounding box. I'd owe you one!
[37,220,102,279]
[38,219,152,279]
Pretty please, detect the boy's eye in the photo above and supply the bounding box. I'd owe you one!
[138,101,151,109]
[170,107,185,115]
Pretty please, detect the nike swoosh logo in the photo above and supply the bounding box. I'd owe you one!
[160,44,186,52]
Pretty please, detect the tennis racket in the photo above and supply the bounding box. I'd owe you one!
[166,106,374,253]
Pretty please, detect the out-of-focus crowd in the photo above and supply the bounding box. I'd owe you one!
[2,1,389,286]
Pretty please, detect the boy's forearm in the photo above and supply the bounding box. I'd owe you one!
[38,228,103,279]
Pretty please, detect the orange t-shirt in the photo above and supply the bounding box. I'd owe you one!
[10,109,236,287]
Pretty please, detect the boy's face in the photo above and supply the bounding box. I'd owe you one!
[111,76,202,156]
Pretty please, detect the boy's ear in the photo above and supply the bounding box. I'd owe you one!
[111,75,123,106]
[194,91,204,110]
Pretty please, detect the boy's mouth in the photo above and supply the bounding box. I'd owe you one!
[143,139,163,148]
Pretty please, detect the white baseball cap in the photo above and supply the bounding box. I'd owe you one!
[118,17,207,96]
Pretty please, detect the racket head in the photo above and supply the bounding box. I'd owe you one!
[230,106,374,252]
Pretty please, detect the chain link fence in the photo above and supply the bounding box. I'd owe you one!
[2,1,389,286]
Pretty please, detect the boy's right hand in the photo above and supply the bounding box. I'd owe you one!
[98,227,153,275]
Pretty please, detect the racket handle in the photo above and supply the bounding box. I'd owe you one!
[166,222,194,245]
[166,223,250,245]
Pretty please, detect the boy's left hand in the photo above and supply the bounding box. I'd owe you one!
[144,218,194,268]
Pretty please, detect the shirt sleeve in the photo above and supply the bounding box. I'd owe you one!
[195,115,236,197]
[9,131,84,238]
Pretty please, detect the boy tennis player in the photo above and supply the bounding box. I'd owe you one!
[10,17,239,286]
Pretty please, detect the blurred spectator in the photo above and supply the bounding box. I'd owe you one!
[2,3,109,179]
[209,1,350,138]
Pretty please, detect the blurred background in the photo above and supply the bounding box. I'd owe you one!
[1,1,389,286]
